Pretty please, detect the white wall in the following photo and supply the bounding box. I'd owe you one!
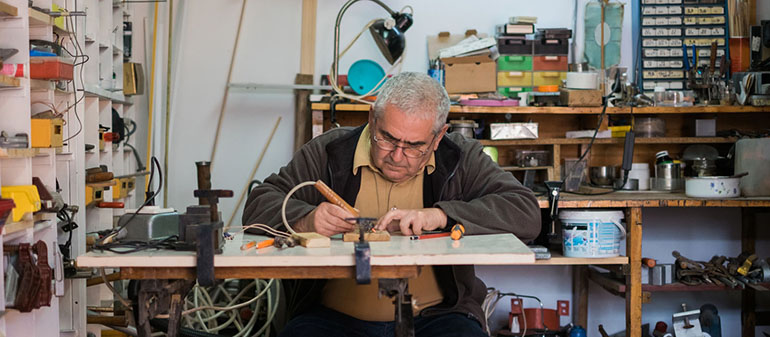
[153,1,769,336]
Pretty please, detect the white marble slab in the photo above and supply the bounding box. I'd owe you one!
[77,233,534,268]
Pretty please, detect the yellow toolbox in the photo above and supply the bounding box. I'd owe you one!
[85,185,104,207]
[533,71,567,86]
[31,118,63,148]
[1,185,42,222]
[497,71,533,87]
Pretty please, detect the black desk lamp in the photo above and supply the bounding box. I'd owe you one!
[331,0,413,99]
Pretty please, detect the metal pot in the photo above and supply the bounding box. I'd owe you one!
[448,120,478,139]
[685,176,741,198]
[589,166,617,186]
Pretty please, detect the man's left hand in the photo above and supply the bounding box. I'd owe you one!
[375,208,448,236]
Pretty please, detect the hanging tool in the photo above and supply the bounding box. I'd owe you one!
[544,181,564,244]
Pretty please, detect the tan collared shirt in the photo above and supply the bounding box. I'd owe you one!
[321,125,443,321]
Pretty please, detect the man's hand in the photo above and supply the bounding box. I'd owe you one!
[375,208,448,236]
[296,202,357,237]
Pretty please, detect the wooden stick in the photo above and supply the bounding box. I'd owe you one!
[314,180,359,217]
[225,116,282,231]
[210,0,248,171]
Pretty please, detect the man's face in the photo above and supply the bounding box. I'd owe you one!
[368,105,448,183]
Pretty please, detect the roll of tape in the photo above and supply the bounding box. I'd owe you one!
[566,72,598,89]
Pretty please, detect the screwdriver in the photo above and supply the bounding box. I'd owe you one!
[240,238,274,250]
[450,224,465,240]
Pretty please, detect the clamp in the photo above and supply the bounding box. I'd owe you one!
[379,278,415,337]
[347,217,377,284]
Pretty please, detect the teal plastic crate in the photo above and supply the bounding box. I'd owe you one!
[497,55,533,71]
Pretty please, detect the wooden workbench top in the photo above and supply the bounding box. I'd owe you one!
[537,191,770,208]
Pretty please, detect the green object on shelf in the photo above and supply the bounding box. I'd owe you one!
[483,146,498,163]
[497,86,532,98]
[497,55,533,71]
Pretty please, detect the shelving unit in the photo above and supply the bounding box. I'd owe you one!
[312,101,770,336]
[1,0,142,335]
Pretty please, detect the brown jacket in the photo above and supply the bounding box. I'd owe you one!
[242,124,541,329]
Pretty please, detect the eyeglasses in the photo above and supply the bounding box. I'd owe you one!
[372,133,435,158]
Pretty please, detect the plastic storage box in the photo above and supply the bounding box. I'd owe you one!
[497,86,532,98]
[497,55,533,71]
[534,38,569,55]
[533,71,567,86]
[533,55,569,71]
[497,71,533,87]
[29,57,74,81]
[497,36,533,54]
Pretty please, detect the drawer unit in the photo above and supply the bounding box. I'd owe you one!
[497,86,532,98]
[497,71,533,87]
[533,55,568,71]
[497,36,533,55]
[534,38,569,55]
[533,71,567,86]
[498,55,533,71]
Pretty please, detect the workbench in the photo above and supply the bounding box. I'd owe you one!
[78,232,535,336]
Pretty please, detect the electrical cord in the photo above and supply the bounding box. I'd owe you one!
[280,181,318,235]
[94,157,162,252]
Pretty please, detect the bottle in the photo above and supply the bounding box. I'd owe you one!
[655,150,673,165]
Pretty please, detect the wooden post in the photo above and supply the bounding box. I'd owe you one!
[552,144,561,180]
[625,207,642,337]
[741,207,757,337]
[572,266,589,328]
[294,0,317,150]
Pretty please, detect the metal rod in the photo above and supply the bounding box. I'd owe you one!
[332,0,395,92]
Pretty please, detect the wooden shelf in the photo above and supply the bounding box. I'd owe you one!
[589,269,769,294]
[537,192,770,209]
[500,165,551,171]
[28,7,52,26]
[0,74,21,89]
[479,137,736,146]
[534,252,628,265]
[0,148,38,158]
[310,103,770,115]
[0,1,18,17]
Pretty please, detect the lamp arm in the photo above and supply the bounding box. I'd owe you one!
[332,0,397,87]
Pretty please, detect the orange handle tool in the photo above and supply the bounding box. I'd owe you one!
[241,239,274,251]
[450,224,465,240]
[314,180,359,217]
[642,258,656,268]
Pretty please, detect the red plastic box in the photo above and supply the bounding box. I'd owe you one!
[30,57,74,81]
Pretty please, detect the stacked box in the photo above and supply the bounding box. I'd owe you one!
[497,37,535,97]
[533,29,570,91]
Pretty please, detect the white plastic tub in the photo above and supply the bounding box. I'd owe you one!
[559,210,626,258]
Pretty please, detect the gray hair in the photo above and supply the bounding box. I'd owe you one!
[373,72,450,134]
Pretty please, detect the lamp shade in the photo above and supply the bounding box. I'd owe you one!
[368,13,413,65]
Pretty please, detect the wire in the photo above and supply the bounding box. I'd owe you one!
[62,3,88,142]
[94,157,162,251]
[329,6,412,104]
[281,181,317,235]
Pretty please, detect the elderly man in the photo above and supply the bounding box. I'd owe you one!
[242,72,540,336]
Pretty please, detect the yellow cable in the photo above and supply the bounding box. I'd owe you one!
[163,0,173,207]
[144,2,159,192]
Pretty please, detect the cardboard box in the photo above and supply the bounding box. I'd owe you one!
[123,62,145,96]
[428,30,497,94]
[559,88,602,107]
[442,53,496,94]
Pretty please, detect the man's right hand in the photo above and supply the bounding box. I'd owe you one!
[296,202,357,237]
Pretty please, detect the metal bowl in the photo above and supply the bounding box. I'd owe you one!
[589,166,617,186]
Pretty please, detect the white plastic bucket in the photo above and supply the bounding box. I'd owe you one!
[558,210,626,258]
